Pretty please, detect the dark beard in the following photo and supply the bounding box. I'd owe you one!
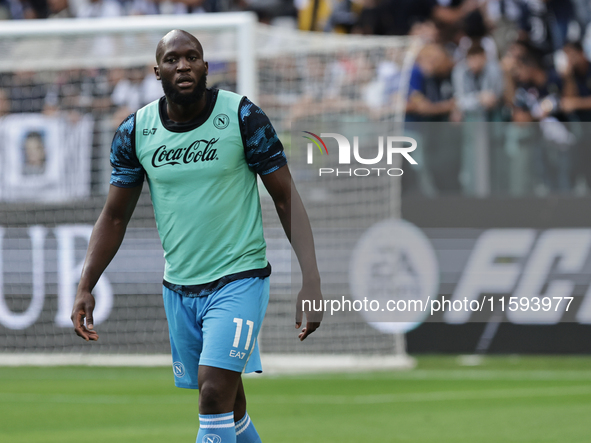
[161,74,207,106]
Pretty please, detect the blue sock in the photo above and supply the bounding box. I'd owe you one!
[235,412,262,443]
[197,412,236,443]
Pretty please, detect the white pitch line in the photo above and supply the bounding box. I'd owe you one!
[249,385,591,405]
[287,370,591,382]
[0,393,195,405]
[2,385,591,405]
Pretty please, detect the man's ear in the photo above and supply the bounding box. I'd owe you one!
[154,66,161,80]
[204,61,208,76]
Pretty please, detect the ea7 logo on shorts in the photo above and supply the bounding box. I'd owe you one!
[213,114,229,130]
[202,434,221,443]
[229,350,247,359]
[172,361,185,377]
[142,128,157,135]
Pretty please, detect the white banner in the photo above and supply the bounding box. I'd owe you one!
[0,113,93,202]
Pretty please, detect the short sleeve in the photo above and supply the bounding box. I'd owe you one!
[239,97,287,176]
[109,113,145,188]
[408,66,425,97]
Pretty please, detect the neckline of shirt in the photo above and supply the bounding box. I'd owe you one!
[158,88,218,133]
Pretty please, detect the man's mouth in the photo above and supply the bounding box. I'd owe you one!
[176,77,194,88]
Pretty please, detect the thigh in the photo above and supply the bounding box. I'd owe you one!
[200,277,270,374]
[162,286,204,389]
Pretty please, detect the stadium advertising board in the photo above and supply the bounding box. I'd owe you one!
[403,196,591,353]
[3,219,591,353]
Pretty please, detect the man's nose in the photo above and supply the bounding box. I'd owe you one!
[177,58,190,71]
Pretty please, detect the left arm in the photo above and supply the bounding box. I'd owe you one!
[261,165,323,341]
[239,96,323,340]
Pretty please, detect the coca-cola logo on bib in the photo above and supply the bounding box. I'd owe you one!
[151,138,219,168]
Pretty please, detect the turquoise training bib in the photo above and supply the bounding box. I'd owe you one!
[135,90,267,285]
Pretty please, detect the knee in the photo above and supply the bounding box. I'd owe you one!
[199,381,234,414]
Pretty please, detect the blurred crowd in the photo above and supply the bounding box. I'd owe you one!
[0,0,296,21]
[3,0,591,197]
[377,0,591,196]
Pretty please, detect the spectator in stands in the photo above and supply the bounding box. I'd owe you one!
[512,49,563,120]
[406,44,456,121]
[561,41,591,121]
[560,40,591,189]
[454,8,498,62]
[452,43,504,120]
[512,49,576,193]
[405,44,461,194]
[517,0,575,66]
[452,43,504,195]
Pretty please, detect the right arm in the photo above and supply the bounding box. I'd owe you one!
[71,185,142,341]
[71,113,145,341]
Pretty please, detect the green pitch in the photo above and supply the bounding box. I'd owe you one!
[1,356,591,443]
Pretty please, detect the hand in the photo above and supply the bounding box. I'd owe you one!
[295,280,323,341]
[71,290,99,341]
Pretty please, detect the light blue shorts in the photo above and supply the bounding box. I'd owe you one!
[162,277,270,389]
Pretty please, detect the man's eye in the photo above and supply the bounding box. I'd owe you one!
[166,58,176,63]
[189,57,197,61]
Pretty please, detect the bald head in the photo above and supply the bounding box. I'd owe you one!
[156,30,204,64]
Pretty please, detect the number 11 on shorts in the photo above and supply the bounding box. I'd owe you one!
[233,318,254,350]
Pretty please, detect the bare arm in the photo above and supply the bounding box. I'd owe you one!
[407,91,456,116]
[71,184,143,341]
[261,165,323,341]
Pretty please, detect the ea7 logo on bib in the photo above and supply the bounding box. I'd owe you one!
[202,434,221,443]
[142,128,157,135]
[213,114,229,129]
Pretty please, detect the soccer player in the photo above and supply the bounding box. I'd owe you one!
[70,29,323,443]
